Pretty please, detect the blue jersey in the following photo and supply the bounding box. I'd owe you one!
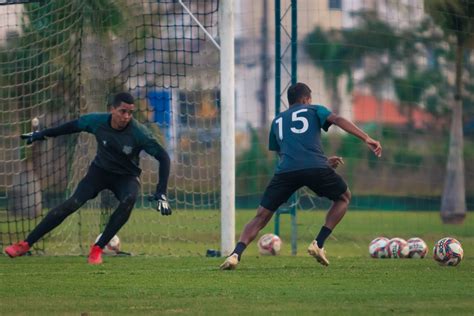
[268,104,332,174]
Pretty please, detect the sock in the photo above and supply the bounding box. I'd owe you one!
[315,226,332,248]
[232,242,247,261]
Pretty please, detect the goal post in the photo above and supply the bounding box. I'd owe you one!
[219,0,235,256]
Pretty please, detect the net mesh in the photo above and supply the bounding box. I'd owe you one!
[0,0,221,256]
[234,0,473,246]
[0,1,83,254]
[1,0,473,257]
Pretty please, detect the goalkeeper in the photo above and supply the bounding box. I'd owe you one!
[5,92,171,264]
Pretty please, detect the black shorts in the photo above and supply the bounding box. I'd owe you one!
[260,168,348,212]
[72,163,141,204]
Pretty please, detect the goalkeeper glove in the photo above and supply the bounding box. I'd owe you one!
[21,131,46,144]
[149,193,172,216]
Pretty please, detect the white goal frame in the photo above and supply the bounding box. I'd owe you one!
[178,0,235,255]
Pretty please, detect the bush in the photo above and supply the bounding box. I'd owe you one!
[393,150,423,168]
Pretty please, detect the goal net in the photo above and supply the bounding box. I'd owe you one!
[0,0,221,256]
[233,0,473,254]
[1,0,472,258]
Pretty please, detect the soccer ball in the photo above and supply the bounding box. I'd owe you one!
[433,237,463,266]
[95,233,120,255]
[387,237,409,258]
[369,237,389,258]
[407,237,428,258]
[257,233,282,256]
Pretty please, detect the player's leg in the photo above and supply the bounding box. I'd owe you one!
[238,207,274,246]
[220,172,301,270]
[305,168,349,266]
[88,175,140,264]
[324,188,351,230]
[220,206,273,270]
[99,176,140,247]
[307,188,351,265]
[5,165,105,258]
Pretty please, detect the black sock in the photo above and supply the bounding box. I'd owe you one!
[315,226,332,248]
[232,242,247,261]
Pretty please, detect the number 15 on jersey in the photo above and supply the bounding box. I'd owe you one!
[275,109,309,140]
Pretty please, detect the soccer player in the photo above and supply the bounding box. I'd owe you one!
[5,92,172,264]
[220,82,382,270]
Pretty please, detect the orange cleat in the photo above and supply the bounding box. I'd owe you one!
[88,245,103,265]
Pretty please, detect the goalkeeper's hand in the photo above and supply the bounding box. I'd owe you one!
[21,131,46,144]
[149,193,172,216]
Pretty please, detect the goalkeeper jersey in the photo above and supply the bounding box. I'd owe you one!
[77,113,164,176]
[42,113,165,177]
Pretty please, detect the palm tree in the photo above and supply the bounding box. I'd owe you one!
[425,0,474,224]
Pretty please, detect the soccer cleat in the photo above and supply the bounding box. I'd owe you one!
[307,240,329,266]
[5,241,30,258]
[219,253,239,270]
[88,245,103,265]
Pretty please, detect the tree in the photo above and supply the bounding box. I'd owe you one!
[425,0,474,224]
[393,65,444,128]
[343,11,406,137]
[304,27,353,115]
[304,5,472,217]
[0,0,128,218]
[305,11,403,134]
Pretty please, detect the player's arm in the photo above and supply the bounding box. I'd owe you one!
[143,136,172,216]
[268,122,280,152]
[151,143,171,198]
[327,113,382,157]
[21,120,81,144]
[327,156,344,168]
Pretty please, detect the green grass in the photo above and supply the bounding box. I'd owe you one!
[1,211,473,315]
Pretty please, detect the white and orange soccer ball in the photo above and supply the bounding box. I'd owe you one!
[95,233,121,255]
[407,237,428,258]
[369,237,390,258]
[257,233,282,256]
[387,237,409,258]
[433,237,464,266]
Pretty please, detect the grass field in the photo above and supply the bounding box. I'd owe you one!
[1,211,473,315]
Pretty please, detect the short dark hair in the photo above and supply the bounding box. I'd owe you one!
[287,82,312,105]
[112,92,134,108]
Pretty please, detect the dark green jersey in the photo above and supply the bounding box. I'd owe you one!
[268,104,332,174]
[76,113,164,176]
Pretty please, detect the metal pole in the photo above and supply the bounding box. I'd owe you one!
[274,0,281,236]
[291,0,297,84]
[220,0,235,256]
[290,0,298,256]
[275,0,281,115]
[178,0,221,50]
